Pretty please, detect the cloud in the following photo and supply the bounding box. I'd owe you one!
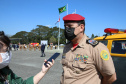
[45,25,51,27]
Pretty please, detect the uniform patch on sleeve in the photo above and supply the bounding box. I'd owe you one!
[86,39,99,47]
[100,50,109,60]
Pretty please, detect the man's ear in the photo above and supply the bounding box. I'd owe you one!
[80,24,84,32]
[0,43,3,50]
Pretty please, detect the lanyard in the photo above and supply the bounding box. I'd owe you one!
[0,73,9,84]
[5,80,9,84]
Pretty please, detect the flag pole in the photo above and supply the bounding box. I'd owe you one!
[67,4,68,15]
[66,4,68,43]
[58,15,60,50]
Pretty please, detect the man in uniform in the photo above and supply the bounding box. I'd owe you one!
[61,14,116,84]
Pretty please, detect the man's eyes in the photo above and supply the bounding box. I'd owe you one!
[64,25,73,28]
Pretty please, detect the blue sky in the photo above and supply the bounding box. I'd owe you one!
[0,0,126,37]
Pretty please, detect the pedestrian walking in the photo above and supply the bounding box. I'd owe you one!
[41,43,46,57]
[13,44,16,51]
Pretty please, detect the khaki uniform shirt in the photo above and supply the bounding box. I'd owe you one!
[61,34,115,84]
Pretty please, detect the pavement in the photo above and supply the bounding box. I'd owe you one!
[8,47,126,84]
[9,48,63,84]
[45,47,63,53]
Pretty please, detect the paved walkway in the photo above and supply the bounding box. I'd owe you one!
[9,49,63,84]
[45,49,63,53]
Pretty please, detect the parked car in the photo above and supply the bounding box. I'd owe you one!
[94,28,126,84]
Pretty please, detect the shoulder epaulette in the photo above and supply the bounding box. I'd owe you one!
[86,39,99,47]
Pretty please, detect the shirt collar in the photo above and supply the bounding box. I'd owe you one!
[78,34,88,48]
[70,34,88,50]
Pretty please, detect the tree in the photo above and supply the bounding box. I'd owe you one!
[27,32,36,43]
[11,31,28,44]
[91,34,95,39]
[11,25,66,44]
[60,29,66,44]
[94,35,99,38]
[49,36,56,44]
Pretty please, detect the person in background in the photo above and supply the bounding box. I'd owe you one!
[61,14,116,84]
[55,45,57,49]
[10,43,12,51]
[40,43,46,57]
[0,31,54,84]
[13,44,16,51]
[17,44,19,50]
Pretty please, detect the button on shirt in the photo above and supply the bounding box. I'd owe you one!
[61,34,115,84]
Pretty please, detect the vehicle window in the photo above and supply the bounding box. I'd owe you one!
[111,41,126,54]
[99,40,108,46]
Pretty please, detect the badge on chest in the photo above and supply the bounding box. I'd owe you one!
[74,54,88,63]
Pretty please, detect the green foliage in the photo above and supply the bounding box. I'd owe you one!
[11,31,28,44]
[10,25,99,44]
[91,34,95,39]
[10,25,66,44]
[49,36,56,44]
[90,34,99,39]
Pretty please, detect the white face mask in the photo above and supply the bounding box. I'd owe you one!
[0,52,12,69]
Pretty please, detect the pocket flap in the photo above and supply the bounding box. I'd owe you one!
[73,61,87,69]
